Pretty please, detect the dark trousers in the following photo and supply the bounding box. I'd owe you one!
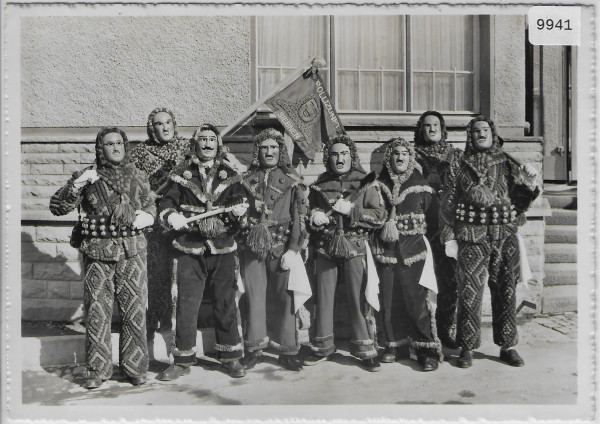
[240,249,298,355]
[456,233,520,350]
[378,258,441,359]
[146,229,174,333]
[173,251,242,365]
[429,235,458,346]
[83,254,149,380]
[312,254,377,359]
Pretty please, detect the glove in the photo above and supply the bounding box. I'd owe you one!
[522,164,538,178]
[168,213,189,231]
[73,169,99,190]
[280,250,298,271]
[445,240,458,259]
[312,210,329,226]
[132,210,154,230]
[231,201,249,217]
[332,199,353,216]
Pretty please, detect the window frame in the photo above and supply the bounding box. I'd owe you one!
[251,15,490,125]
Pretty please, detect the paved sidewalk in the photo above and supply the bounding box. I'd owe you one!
[19,313,579,409]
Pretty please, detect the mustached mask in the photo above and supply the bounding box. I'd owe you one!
[322,134,363,175]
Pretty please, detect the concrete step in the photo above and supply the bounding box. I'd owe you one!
[544,225,577,244]
[22,329,216,370]
[546,209,577,226]
[543,263,578,286]
[541,285,578,314]
[543,195,577,210]
[545,243,577,264]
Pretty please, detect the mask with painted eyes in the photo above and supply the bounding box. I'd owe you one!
[102,132,126,165]
[193,130,219,161]
[328,143,352,175]
[258,138,280,168]
[152,111,175,144]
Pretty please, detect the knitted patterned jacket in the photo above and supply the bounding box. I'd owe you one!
[158,156,245,256]
[239,166,308,256]
[49,163,155,261]
[439,149,540,244]
[131,137,190,192]
[308,168,387,259]
[414,143,463,196]
[371,168,434,266]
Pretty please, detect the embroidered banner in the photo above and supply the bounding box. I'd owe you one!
[264,69,345,160]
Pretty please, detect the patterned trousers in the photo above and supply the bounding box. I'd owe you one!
[311,254,377,359]
[456,233,520,350]
[429,236,458,347]
[83,254,149,380]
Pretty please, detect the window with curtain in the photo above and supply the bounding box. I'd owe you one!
[255,15,479,114]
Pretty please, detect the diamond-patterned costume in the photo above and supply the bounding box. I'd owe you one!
[50,127,154,381]
[130,108,190,335]
[440,118,539,350]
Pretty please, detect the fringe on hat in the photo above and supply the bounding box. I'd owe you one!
[111,193,136,227]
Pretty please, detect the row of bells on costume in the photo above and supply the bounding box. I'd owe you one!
[455,203,517,225]
[393,214,426,232]
[80,216,141,237]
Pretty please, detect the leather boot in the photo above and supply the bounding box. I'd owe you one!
[380,347,397,363]
[221,360,246,378]
[240,350,263,370]
[278,355,303,371]
[500,348,525,367]
[156,363,191,381]
[457,349,473,368]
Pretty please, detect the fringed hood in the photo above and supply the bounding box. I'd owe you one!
[248,127,299,178]
[95,127,131,169]
[322,134,366,175]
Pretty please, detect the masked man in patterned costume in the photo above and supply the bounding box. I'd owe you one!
[50,127,155,389]
[130,108,190,337]
[370,138,443,371]
[303,134,387,372]
[156,124,249,380]
[440,116,539,368]
[237,128,310,372]
[413,111,463,349]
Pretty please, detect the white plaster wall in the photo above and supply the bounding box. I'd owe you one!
[21,16,251,128]
[493,16,527,135]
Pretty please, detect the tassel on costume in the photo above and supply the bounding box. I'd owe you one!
[246,223,272,259]
[380,207,399,243]
[328,214,351,259]
[468,183,495,208]
[197,216,226,238]
[111,193,136,227]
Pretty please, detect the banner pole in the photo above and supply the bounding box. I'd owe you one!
[221,56,317,137]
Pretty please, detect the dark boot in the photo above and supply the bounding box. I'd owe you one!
[240,350,263,370]
[221,360,246,378]
[380,347,397,363]
[303,353,329,366]
[421,356,439,372]
[361,357,381,372]
[83,378,103,390]
[500,348,525,367]
[156,363,192,381]
[457,349,473,368]
[278,355,303,371]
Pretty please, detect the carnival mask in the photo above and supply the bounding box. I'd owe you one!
[194,129,219,162]
[390,145,410,174]
[102,132,126,165]
[258,138,280,168]
[423,115,442,144]
[329,143,352,175]
[152,111,175,144]
[471,121,493,151]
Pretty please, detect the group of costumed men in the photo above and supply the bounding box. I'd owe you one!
[50,108,539,389]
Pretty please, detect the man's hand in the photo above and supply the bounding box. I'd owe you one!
[231,201,249,217]
[73,169,99,190]
[168,213,189,230]
[132,210,154,230]
[280,250,297,271]
[332,199,353,216]
[311,210,329,226]
[445,240,458,259]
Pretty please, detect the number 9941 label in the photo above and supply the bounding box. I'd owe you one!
[528,6,581,46]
